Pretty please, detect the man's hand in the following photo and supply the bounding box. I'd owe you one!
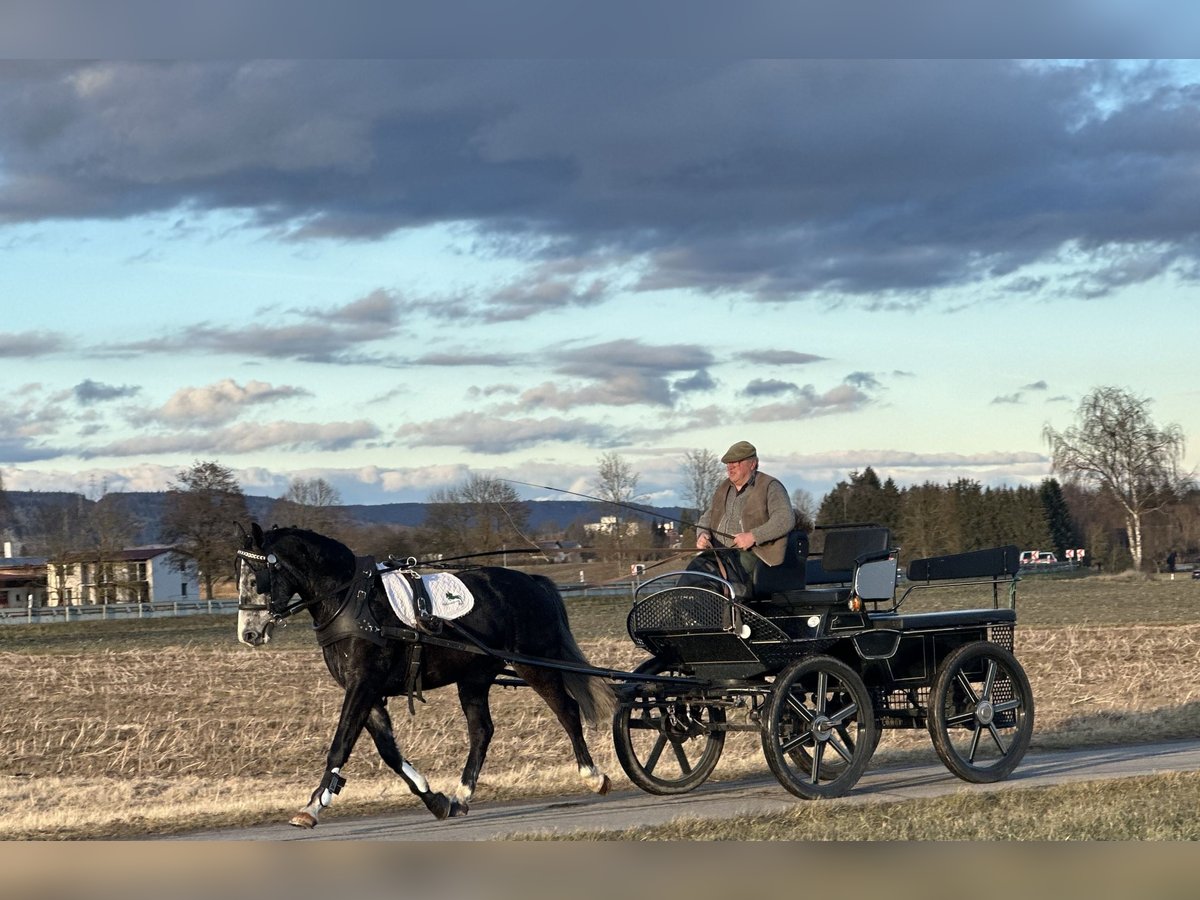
[696,531,712,550]
[732,532,756,551]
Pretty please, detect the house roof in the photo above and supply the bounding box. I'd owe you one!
[50,546,176,564]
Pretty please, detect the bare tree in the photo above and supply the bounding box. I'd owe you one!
[593,452,643,559]
[790,487,817,533]
[680,448,725,522]
[1043,386,1192,570]
[162,460,249,598]
[270,477,346,535]
[421,474,531,558]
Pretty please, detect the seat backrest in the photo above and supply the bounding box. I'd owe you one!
[807,526,891,584]
[750,530,809,595]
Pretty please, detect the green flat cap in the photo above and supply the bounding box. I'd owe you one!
[721,440,757,463]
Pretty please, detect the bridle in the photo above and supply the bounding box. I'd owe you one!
[235,548,320,622]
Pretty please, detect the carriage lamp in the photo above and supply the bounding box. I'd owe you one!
[848,593,864,613]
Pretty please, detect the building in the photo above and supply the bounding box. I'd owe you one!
[46,546,200,606]
[0,544,49,608]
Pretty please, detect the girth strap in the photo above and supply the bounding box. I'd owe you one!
[404,641,426,715]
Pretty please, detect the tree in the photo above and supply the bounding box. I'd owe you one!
[421,474,531,558]
[270,477,346,535]
[790,487,817,533]
[161,460,249,598]
[593,452,642,560]
[679,448,725,538]
[1043,386,1191,570]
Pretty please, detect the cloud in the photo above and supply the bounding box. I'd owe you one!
[74,379,140,404]
[102,289,405,364]
[1021,380,1049,391]
[6,60,1200,311]
[395,411,611,454]
[748,350,828,366]
[82,419,380,457]
[991,393,1024,405]
[748,383,872,422]
[0,331,70,357]
[135,378,312,427]
[742,378,797,398]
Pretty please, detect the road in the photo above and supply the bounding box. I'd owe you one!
[167,738,1200,841]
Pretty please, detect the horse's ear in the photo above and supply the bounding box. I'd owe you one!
[251,522,265,547]
[236,522,251,549]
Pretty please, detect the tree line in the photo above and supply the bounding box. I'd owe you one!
[2,385,1194,593]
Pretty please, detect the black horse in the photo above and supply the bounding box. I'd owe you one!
[235,523,614,827]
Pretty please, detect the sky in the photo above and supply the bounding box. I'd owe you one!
[1,57,1199,509]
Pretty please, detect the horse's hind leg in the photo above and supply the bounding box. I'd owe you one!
[453,679,497,807]
[514,666,611,795]
[366,701,466,820]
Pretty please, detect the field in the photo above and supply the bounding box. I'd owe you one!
[0,571,1198,839]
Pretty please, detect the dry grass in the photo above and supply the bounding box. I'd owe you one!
[1,573,1199,839]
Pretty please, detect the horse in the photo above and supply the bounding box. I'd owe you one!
[235,523,614,827]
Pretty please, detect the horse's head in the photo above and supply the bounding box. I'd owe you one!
[235,522,355,646]
[237,522,278,646]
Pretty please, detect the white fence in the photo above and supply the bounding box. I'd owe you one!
[0,598,239,625]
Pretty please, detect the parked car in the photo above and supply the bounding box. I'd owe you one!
[1019,550,1058,566]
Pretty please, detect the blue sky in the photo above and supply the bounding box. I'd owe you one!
[1,58,1198,507]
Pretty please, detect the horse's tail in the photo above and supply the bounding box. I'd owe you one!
[531,574,616,726]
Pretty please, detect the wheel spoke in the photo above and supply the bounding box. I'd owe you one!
[966,722,983,762]
[668,737,695,774]
[786,691,817,724]
[809,740,826,783]
[955,670,980,704]
[815,672,828,713]
[980,660,998,702]
[827,699,858,727]
[984,723,1010,755]
[644,733,668,772]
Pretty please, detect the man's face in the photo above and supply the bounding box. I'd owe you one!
[726,457,756,489]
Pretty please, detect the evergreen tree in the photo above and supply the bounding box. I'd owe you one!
[1039,478,1077,558]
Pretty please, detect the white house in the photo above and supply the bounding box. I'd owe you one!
[46,546,200,606]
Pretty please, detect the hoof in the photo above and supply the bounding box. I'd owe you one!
[448,798,470,818]
[596,774,612,796]
[289,812,318,829]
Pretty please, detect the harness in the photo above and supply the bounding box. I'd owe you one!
[236,548,429,712]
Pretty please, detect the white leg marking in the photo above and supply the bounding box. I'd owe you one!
[453,782,475,803]
[402,760,429,794]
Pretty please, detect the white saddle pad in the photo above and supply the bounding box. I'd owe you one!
[380,568,475,628]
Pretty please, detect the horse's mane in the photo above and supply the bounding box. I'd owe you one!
[263,526,355,570]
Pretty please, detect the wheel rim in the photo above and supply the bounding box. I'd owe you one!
[762,656,877,799]
[613,661,726,795]
[929,642,1033,782]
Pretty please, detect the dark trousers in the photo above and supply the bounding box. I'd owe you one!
[681,548,759,598]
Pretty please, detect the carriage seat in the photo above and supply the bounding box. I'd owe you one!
[751,525,892,611]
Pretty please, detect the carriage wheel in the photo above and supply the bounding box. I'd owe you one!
[761,655,877,800]
[784,707,882,780]
[612,658,726,795]
[927,641,1034,783]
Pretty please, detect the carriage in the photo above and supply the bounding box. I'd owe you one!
[612,525,1034,800]
[235,521,1033,825]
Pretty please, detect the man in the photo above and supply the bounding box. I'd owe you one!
[692,440,794,595]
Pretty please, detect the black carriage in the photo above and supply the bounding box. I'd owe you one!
[613,526,1034,799]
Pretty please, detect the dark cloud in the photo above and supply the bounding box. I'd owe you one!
[991,393,1024,405]
[74,379,140,404]
[749,350,828,366]
[102,289,405,364]
[0,331,69,357]
[844,371,882,390]
[748,383,872,422]
[743,378,797,398]
[5,60,1200,310]
[1022,380,1049,391]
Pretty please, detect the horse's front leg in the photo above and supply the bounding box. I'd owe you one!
[290,681,374,829]
[365,701,466,820]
